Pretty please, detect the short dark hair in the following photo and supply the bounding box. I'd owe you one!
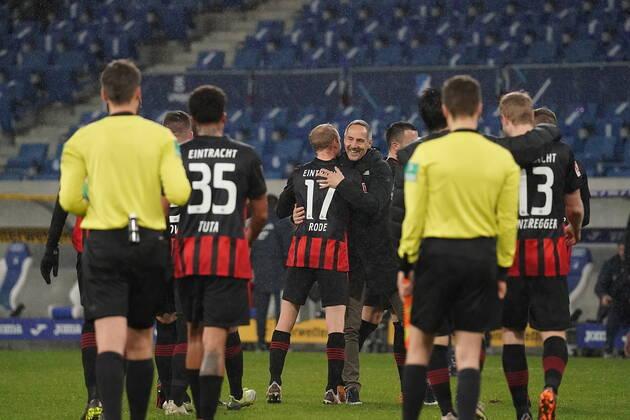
[385,121,417,149]
[442,75,482,119]
[188,85,227,124]
[534,107,558,125]
[163,110,191,129]
[100,59,142,104]
[418,88,447,132]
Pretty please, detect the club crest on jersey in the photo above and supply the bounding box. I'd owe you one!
[405,162,419,181]
[574,161,582,177]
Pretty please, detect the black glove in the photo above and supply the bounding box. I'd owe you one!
[40,247,59,285]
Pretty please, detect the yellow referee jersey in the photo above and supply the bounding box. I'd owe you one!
[59,114,191,231]
[398,129,520,268]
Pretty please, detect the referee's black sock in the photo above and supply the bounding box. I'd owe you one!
[326,332,345,390]
[269,330,291,385]
[403,364,427,420]
[80,320,98,402]
[393,321,407,390]
[428,344,453,416]
[199,375,223,420]
[542,336,568,394]
[225,331,244,400]
[96,351,124,420]
[456,368,480,420]
[186,368,201,415]
[502,344,530,414]
[358,320,378,350]
[170,342,188,406]
[126,359,154,420]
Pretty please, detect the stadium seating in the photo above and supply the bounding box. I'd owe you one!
[0,242,31,315]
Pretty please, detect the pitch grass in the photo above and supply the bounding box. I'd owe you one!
[1,350,628,419]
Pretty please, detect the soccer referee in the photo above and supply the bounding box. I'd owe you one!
[59,59,191,420]
[398,75,520,420]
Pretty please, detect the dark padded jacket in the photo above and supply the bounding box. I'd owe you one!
[336,148,398,295]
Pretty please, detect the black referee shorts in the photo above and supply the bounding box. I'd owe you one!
[411,238,500,334]
[82,228,169,329]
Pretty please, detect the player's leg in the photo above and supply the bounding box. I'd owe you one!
[453,330,483,420]
[226,326,256,409]
[530,275,571,420]
[268,267,311,402]
[324,304,346,404]
[199,326,228,419]
[154,318,176,407]
[604,308,621,356]
[169,314,190,413]
[428,334,455,417]
[186,322,204,416]
[403,325,434,420]
[501,275,532,419]
[359,298,383,350]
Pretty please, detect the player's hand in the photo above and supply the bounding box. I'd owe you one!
[601,294,613,306]
[292,205,305,225]
[156,312,177,324]
[497,280,507,300]
[565,225,581,246]
[317,166,345,189]
[40,247,59,285]
[398,270,414,300]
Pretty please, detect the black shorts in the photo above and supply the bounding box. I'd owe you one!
[411,238,500,334]
[283,267,348,307]
[502,275,570,331]
[363,291,404,319]
[177,275,250,328]
[82,228,168,329]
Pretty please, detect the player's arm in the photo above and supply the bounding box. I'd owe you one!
[277,175,296,219]
[496,159,521,272]
[41,195,69,284]
[160,139,191,206]
[247,194,268,244]
[564,190,584,246]
[335,160,393,216]
[493,123,561,167]
[59,137,88,215]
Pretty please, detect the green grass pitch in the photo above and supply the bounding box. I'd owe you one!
[1,349,628,419]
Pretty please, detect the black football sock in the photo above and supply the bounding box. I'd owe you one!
[155,320,176,401]
[225,331,244,400]
[186,369,201,415]
[199,375,223,420]
[543,336,568,394]
[456,368,480,420]
[393,321,407,390]
[80,320,98,402]
[358,320,378,350]
[171,343,188,406]
[96,352,124,420]
[269,330,291,385]
[503,344,530,415]
[326,332,345,390]
[428,344,454,416]
[403,364,427,420]
[126,359,154,420]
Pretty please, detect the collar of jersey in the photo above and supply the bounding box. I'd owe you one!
[109,112,135,117]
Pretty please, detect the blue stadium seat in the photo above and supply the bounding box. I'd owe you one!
[0,242,32,313]
[583,136,617,161]
[563,40,597,63]
[190,50,225,70]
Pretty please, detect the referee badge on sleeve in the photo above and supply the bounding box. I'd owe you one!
[405,162,419,182]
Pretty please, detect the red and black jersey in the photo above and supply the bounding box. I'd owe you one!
[172,135,267,280]
[278,158,354,272]
[509,142,581,278]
